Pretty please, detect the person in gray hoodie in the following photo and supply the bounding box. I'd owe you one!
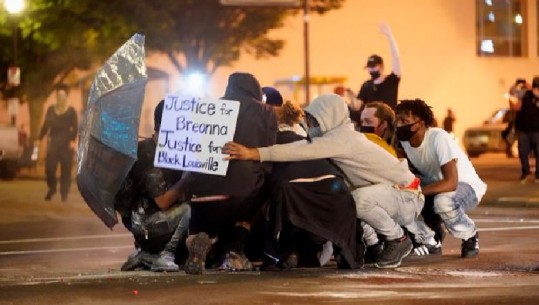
[224,93,424,268]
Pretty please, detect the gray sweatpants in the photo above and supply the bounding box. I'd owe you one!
[353,184,424,243]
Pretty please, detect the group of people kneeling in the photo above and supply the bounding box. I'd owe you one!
[113,72,487,274]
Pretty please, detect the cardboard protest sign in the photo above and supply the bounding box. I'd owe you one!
[154,94,240,176]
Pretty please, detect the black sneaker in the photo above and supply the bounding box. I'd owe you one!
[410,241,442,256]
[374,235,413,269]
[120,250,157,271]
[461,232,479,258]
[364,241,383,264]
[185,232,212,275]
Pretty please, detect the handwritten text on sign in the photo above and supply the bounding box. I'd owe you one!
[153,95,239,176]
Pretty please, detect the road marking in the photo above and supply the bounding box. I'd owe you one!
[0,234,131,245]
[475,218,539,224]
[479,226,539,232]
[0,245,134,256]
[496,197,539,203]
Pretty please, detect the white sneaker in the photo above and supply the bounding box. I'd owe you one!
[318,241,333,266]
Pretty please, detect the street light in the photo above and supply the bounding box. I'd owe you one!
[4,0,25,126]
[4,0,25,14]
[4,0,25,66]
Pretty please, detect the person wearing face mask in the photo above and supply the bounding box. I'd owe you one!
[357,23,401,110]
[394,99,487,259]
[224,94,425,269]
[359,102,397,156]
[359,101,441,258]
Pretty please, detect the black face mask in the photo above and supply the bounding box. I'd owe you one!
[369,71,381,80]
[360,126,375,133]
[396,121,419,142]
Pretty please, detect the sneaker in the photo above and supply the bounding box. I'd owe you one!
[410,241,442,256]
[520,174,530,184]
[120,250,157,271]
[218,251,253,272]
[151,251,179,272]
[44,189,56,201]
[461,232,479,258]
[374,235,413,269]
[364,241,384,264]
[185,232,212,275]
[317,241,333,266]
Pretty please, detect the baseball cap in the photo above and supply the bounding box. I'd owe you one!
[365,54,383,68]
[262,86,283,106]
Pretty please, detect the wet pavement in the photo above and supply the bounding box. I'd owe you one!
[0,153,538,304]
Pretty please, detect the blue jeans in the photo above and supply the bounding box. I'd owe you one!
[517,131,539,177]
[432,182,478,240]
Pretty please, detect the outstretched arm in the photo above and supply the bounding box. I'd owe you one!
[379,22,401,76]
[224,136,346,162]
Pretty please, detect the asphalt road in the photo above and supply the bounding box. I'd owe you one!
[0,153,538,305]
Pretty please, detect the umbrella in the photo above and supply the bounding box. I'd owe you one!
[77,34,148,229]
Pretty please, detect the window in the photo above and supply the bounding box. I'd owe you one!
[476,0,527,57]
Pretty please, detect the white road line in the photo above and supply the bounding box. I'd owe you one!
[475,218,539,224]
[0,245,134,256]
[479,226,539,232]
[0,234,131,245]
[497,197,539,203]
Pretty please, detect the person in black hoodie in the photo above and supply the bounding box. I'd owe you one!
[184,72,278,274]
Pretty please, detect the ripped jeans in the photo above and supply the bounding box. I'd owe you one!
[430,182,479,240]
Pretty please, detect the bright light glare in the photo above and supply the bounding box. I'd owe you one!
[481,40,494,53]
[4,0,25,14]
[488,12,495,22]
[186,72,206,93]
[515,14,523,24]
[485,0,492,6]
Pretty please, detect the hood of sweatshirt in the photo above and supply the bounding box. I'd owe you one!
[223,72,263,103]
[304,93,351,133]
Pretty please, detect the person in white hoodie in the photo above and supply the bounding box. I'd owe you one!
[224,93,423,268]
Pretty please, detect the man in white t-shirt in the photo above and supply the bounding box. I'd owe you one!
[394,99,487,258]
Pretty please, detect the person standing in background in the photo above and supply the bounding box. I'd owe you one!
[514,77,539,184]
[443,108,456,139]
[37,84,78,202]
[357,22,401,110]
[503,78,528,158]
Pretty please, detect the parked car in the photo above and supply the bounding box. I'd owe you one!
[462,108,515,158]
[0,124,39,179]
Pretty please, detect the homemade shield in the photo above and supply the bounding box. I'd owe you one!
[77,34,148,228]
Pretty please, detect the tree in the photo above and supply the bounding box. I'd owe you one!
[0,0,345,139]
[116,0,344,75]
[0,0,136,138]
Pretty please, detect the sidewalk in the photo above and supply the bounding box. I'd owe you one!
[471,153,539,208]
